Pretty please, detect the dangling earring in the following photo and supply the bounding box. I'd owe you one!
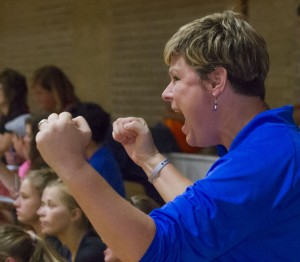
[213,96,218,112]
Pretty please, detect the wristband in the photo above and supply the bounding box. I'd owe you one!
[148,159,170,183]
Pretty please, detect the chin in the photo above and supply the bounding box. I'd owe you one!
[186,135,197,147]
[42,229,51,235]
[17,216,25,223]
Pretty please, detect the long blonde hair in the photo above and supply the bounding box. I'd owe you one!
[0,224,65,262]
[24,168,58,197]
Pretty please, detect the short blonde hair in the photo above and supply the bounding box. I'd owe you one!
[164,10,269,99]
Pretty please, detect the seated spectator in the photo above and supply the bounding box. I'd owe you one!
[0,113,49,197]
[69,102,126,198]
[0,69,29,197]
[38,179,106,262]
[14,169,58,234]
[31,65,80,114]
[0,68,29,157]
[15,113,50,180]
[0,224,65,262]
[14,169,70,259]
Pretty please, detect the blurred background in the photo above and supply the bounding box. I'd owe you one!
[0,0,299,125]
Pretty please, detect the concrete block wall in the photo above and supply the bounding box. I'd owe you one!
[248,0,299,107]
[0,0,299,124]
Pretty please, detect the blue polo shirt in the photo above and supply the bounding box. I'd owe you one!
[88,146,126,198]
[141,106,300,261]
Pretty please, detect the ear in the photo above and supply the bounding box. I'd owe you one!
[208,67,228,97]
[70,207,82,222]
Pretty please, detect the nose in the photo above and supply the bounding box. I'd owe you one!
[14,196,20,207]
[162,82,173,102]
[37,206,44,216]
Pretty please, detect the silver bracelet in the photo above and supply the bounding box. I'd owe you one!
[148,159,171,183]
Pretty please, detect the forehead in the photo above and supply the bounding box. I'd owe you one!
[169,55,201,85]
[20,178,37,194]
[33,84,51,94]
[169,55,192,74]
[43,186,59,200]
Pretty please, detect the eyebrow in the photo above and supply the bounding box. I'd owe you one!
[169,68,178,75]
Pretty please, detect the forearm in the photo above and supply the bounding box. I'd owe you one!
[56,161,155,262]
[0,164,17,197]
[141,153,193,202]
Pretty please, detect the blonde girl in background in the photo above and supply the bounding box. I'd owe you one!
[38,179,106,262]
[14,169,57,234]
[14,169,70,260]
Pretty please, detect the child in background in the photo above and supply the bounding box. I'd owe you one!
[14,169,70,259]
[38,179,106,262]
[14,169,58,234]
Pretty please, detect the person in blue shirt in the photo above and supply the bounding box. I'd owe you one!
[36,10,300,261]
[69,102,126,198]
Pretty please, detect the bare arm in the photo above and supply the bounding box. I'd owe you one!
[112,117,193,202]
[36,113,155,261]
[58,160,155,261]
[0,161,18,197]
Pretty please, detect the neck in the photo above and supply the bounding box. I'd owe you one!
[31,220,43,236]
[59,225,87,260]
[217,93,268,149]
[85,141,102,159]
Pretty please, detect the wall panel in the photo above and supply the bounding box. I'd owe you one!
[0,0,299,123]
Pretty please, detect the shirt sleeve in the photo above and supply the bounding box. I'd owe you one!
[141,139,296,261]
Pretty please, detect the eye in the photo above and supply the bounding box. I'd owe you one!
[20,193,29,199]
[48,201,56,208]
[172,76,179,82]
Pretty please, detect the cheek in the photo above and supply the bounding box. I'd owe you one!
[25,199,41,213]
[184,105,212,147]
[43,97,56,111]
[46,210,71,232]
[19,200,40,220]
[35,92,55,107]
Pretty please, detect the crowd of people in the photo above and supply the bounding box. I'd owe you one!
[1,9,300,262]
[0,65,162,261]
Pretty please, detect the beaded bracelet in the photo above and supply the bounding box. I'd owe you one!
[148,159,171,183]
